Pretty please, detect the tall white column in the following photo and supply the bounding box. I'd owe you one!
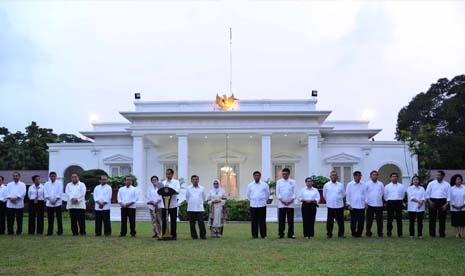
[177,135,189,184]
[307,133,320,176]
[132,135,146,202]
[261,134,272,181]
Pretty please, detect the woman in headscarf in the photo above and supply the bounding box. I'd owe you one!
[207,179,227,238]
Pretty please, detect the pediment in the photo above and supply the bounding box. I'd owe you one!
[158,152,178,162]
[324,152,360,164]
[103,154,132,164]
[272,152,301,163]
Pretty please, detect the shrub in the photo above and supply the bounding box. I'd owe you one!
[108,174,138,189]
[79,169,108,199]
[310,175,330,189]
[178,199,251,221]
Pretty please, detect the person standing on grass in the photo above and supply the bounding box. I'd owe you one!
[147,175,163,239]
[384,172,406,238]
[323,170,346,239]
[0,176,7,235]
[276,168,296,239]
[161,169,180,240]
[365,170,385,238]
[207,179,227,238]
[449,174,465,238]
[407,175,425,239]
[345,171,366,238]
[44,171,64,236]
[186,175,207,240]
[6,172,26,235]
[298,177,320,239]
[93,175,112,237]
[28,175,45,235]
[118,176,139,237]
[247,171,270,239]
[425,170,450,238]
[65,173,87,236]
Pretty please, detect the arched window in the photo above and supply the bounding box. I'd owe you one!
[63,165,84,184]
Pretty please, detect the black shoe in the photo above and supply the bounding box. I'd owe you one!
[172,237,177,240]
[289,235,296,239]
[278,235,284,239]
[201,237,206,240]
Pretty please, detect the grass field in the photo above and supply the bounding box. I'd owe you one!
[1,219,464,276]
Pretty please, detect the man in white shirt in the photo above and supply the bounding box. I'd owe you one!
[44,171,63,236]
[323,170,346,238]
[6,172,26,235]
[247,171,270,239]
[384,172,406,237]
[28,175,45,235]
[161,168,180,240]
[117,175,139,237]
[0,175,6,235]
[65,173,87,236]
[346,171,366,238]
[93,175,112,236]
[365,170,385,238]
[186,175,207,240]
[425,170,450,238]
[276,168,296,239]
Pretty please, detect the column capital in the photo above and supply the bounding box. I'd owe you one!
[131,132,145,138]
[261,132,272,137]
[306,130,320,137]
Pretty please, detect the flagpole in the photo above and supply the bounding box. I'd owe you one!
[229,27,233,95]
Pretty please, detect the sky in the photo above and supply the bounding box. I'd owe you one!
[0,1,464,140]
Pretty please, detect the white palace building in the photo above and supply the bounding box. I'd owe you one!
[47,95,417,220]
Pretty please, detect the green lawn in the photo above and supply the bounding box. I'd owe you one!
[1,220,464,275]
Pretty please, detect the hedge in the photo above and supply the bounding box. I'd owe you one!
[179,199,251,221]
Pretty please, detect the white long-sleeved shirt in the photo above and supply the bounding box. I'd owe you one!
[6,181,26,209]
[247,181,270,208]
[449,185,465,212]
[276,178,296,208]
[93,184,112,211]
[426,180,450,199]
[346,181,366,209]
[65,181,87,209]
[44,180,63,207]
[384,182,406,201]
[297,186,320,203]
[186,185,206,212]
[323,181,345,208]
[162,179,180,208]
[0,184,8,202]
[365,180,385,207]
[146,185,164,210]
[407,185,426,212]
[28,184,45,201]
[117,185,139,209]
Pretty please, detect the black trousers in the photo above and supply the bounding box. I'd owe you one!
[0,201,6,234]
[69,209,86,236]
[47,206,63,235]
[250,206,267,238]
[120,208,136,236]
[278,208,294,237]
[366,206,383,237]
[301,203,317,237]
[429,198,448,237]
[350,208,365,237]
[386,200,403,237]
[408,211,424,237]
[188,211,206,239]
[161,207,178,238]
[6,208,24,235]
[28,201,45,235]
[95,210,111,236]
[326,207,344,237]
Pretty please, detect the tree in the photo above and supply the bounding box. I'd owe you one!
[396,75,465,172]
[0,121,90,170]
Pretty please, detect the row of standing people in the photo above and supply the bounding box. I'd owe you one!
[246,168,465,240]
[0,169,227,239]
